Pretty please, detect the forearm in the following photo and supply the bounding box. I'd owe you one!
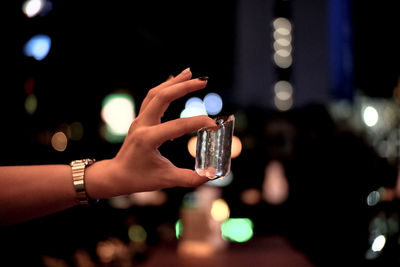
[0,164,78,226]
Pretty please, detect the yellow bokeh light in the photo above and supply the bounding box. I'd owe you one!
[211,199,230,222]
[51,132,67,152]
[231,136,242,158]
[187,136,197,158]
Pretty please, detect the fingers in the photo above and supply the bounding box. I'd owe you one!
[149,115,216,147]
[139,68,192,114]
[171,168,210,187]
[141,78,208,125]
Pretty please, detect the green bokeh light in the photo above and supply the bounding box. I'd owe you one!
[128,224,147,243]
[221,218,254,243]
[175,219,183,239]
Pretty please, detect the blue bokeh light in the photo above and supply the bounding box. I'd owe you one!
[185,97,203,109]
[23,34,51,61]
[203,93,223,115]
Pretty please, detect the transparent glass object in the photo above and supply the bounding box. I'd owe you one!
[195,115,235,179]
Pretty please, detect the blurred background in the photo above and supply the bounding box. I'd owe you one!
[2,0,400,266]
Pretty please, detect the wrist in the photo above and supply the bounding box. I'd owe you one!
[84,159,117,200]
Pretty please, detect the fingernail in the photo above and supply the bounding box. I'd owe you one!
[182,67,191,74]
[197,76,209,81]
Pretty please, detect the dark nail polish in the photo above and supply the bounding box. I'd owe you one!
[198,76,209,81]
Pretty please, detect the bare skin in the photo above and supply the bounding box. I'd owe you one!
[0,68,216,226]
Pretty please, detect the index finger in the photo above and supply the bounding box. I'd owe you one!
[141,78,208,125]
[139,68,192,114]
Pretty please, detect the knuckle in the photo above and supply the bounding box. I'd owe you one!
[147,88,158,99]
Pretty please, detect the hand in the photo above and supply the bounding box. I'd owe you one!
[86,68,216,199]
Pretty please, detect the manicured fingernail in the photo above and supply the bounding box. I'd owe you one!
[197,76,209,81]
[182,67,191,74]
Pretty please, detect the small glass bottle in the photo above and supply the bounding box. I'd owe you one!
[195,115,235,179]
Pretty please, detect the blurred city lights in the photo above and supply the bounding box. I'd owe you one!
[128,224,147,243]
[231,136,242,158]
[363,106,379,127]
[273,17,292,35]
[276,49,291,58]
[101,93,135,142]
[274,96,293,111]
[273,31,292,43]
[262,161,289,205]
[371,235,386,252]
[274,80,293,101]
[206,171,233,187]
[23,34,51,61]
[24,94,37,114]
[129,191,167,206]
[275,38,291,47]
[240,188,262,206]
[180,100,207,118]
[221,218,254,243]
[185,97,203,108]
[175,219,183,239]
[367,190,381,206]
[210,199,230,222]
[51,131,67,152]
[273,53,293,68]
[22,0,45,18]
[203,93,223,115]
[272,17,293,70]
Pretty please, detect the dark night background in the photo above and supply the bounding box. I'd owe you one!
[2,0,400,266]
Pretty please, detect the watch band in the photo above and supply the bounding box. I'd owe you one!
[70,158,96,205]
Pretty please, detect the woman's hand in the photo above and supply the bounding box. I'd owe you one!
[86,68,216,199]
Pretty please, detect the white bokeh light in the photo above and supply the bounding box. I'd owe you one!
[363,106,379,127]
[101,94,135,135]
[22,0,45,18]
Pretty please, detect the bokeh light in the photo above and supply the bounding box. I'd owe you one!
[221,218,254,243]
[101,93,135,142]
[24,34,51,61]
[185,97,203,108]
[51,132,67,152]
[262,161,289,205]
[274,96,293,111]
[175,219,183,239]
[273,17,292,35]
[128,224,147,243]
[203,93,223,115]
[274,80,293,101]
[231,136,242,158]
[24,94,37,114]
[273,52,293,68]
[187,136,197,158]
[371,235,386,252]
[22,0,44,17]
[363,106,379,127]
[129,191,167,206]
[240,188,262,206]
[180,101,207,118]
[367,190,380,206]
[210,199,230,222]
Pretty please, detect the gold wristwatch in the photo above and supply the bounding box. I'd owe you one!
[70,158,96,205]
